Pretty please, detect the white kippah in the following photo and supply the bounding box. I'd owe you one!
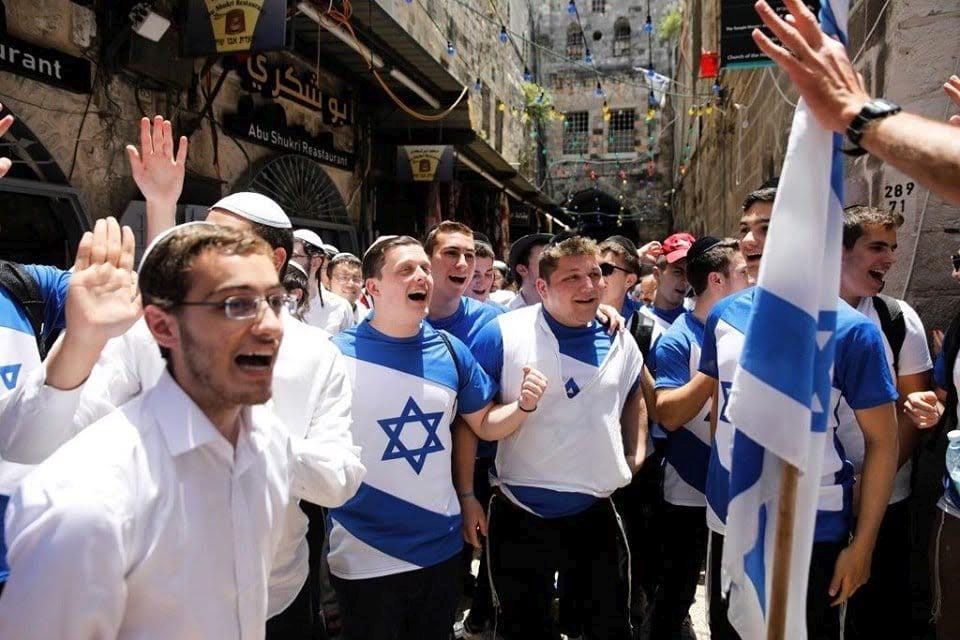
[210,192,291,229]
[493,260,508,270]
[363,235,400,258]
[293,228,325,249]
[138,221,215,272]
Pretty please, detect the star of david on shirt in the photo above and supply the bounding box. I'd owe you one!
[564,378,581,398]
[719,381,733,424]
[378,397,446,474]
[811,311,837,433]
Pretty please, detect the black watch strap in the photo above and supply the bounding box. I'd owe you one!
[845,98,901,155]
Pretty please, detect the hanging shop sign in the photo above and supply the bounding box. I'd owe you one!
[720,0,820,69]
[223,100,355,171]
[236,53,354,126]
[396,146,454,183]
[183,0,286,56]
[0,34,91,93]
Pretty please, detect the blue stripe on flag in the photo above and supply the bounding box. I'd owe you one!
[739,287,816,407]
[744,503,768,615]
[666,428,711,493]
[819,2,847,44]
[728,431,766,502]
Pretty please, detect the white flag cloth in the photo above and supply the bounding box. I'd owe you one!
[721,2,849,639]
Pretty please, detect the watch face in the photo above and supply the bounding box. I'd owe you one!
[866,99,899,116]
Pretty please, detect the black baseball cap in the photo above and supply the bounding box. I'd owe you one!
[508,233,554,268]
[686,236,722,262]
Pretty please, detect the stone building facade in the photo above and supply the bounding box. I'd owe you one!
[534,0,679,241]
[669,0,960,328]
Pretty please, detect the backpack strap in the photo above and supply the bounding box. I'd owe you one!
[873,294,906,375]
[630,310,656,363]
[0,261,48,358]
[437,330,461,415]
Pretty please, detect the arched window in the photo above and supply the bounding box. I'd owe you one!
[566,23,584,60]
[613,18,631,56]
[592,0,606,13]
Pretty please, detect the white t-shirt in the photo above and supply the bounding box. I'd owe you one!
[488,289,515,305]
[836,297,932,504]
[304,288,356,335]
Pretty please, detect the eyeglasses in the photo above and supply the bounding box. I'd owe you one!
[178,293,296,320]
[333,274,364,285]
[599,262,633,277]
[952,255,960,271]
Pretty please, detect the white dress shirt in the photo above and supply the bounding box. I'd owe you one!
[0,314,364,616]
[304,288,355,335]
[0,371,292,639]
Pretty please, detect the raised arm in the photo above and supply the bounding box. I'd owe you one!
[126,116,188,245]
[752,0,960,206]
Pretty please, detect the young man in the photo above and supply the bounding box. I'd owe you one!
[327,252,367,323]
[423,221,503,344]
[651,237,749,639]
[738,182,775,284]
[4,117,365,638]
[500,232,553,310]
[293,228,355,335]
[700,187,900,640]
[640,232,696,351]
[0,225,295,638]
[328,236,546,640]
[466,239,497,304]
[638,273,657,307]
[470,235,648,640]
[837,205,933,640]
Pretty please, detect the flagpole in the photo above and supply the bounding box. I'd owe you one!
[766,463,800,640]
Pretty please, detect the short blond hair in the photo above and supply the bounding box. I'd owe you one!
[538,236,599,283]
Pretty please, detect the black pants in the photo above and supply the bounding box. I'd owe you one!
[708,531,843,640]
[844,498,911,640]
[464,455,495,629]
[650,504,707,639]
[488,493,632,640]
[331,553,462,640]
[266,500,327,640]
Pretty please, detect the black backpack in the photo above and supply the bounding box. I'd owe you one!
[629,310,657,367]
[0,261,51,358]
[873,294,906,375]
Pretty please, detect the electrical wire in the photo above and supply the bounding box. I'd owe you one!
[852,0,894,63]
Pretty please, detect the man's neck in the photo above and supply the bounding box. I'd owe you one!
[543,304,594,329]
[369,313,422,338]
[428,291,462,320]
[839,286,862,308]
[693,293,717,323]
[171,368,243,447]
[519,285,540,305]
[653,294,680,313]
[602,291,629,317]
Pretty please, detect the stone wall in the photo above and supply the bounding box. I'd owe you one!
[1,0,362,227]
[533,0,679,241]
[670,0,960,328]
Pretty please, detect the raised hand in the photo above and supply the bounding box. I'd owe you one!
[637,240,663,266]
[518,365,548,412]
[126,116,188,205]
[0,106,14,178]
[67,217,142,345]
[943,76,960,126]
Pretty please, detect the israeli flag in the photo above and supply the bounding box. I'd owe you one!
[721,2,848,638]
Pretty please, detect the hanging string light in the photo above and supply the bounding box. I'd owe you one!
[474,77,482,91]
[523,66,532,82]
[567,0,577,16]
[499,26,508,44]
[447,40,455,56]
[585,48,593,64]
[594,81,604,97]
[644,15,653,34]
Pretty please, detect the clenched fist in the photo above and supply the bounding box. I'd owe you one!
[518,366,548,412]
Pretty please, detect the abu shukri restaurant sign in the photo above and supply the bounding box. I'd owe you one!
[183,0,286,56]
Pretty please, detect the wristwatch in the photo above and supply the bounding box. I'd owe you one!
[844,98,901,156]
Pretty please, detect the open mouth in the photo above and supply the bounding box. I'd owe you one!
[745,252,762,263]
[449,275,467,285]
[408,292,428,301]
[574,297,597,305]
[235,353,274,370]
[868,269,886,284]
[471,289,486,296]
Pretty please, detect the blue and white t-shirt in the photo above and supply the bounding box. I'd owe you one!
[426,296,503,347]
[471,306,641,518]
[934,349,960,518]
[654,311,710,507]
[698,289,896,542]
[427,296,503,459]
[0,264,70,581]
[328,320,497,579]
[639,303,684,355]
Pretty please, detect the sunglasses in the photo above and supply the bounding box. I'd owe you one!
[953,255,960,271]
[600,262,633,277]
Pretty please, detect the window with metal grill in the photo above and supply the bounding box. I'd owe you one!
[563,111,589,155]
[608,109,635,153]
[566,24,584,60]
[592,0,606,13]
[613,18,631,56]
